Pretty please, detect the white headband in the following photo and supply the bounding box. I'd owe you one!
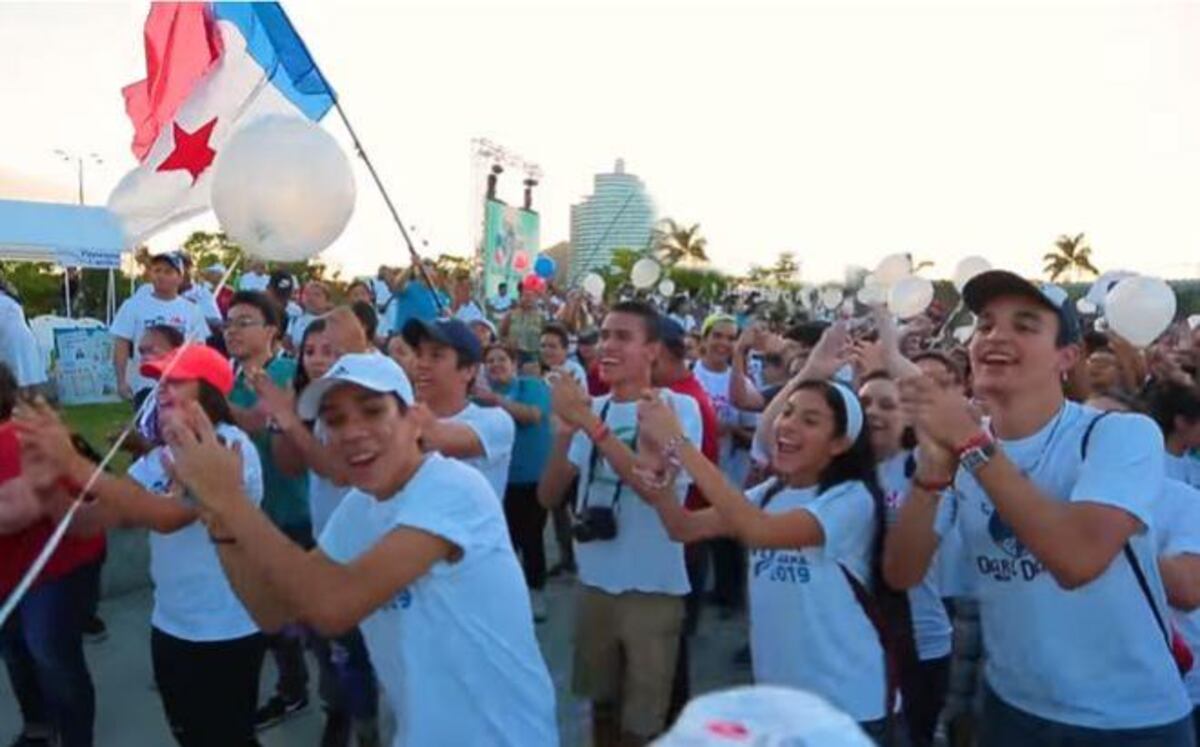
[828,381,865,443]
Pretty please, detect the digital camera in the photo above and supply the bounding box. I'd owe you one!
[571,507,617,543]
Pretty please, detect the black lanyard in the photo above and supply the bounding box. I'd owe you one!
[579,399,639,513]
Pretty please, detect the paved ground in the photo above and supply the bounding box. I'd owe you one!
[0,560,752,746]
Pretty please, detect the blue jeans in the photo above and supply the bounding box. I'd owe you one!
[0,563,97,747]
[981,685,1195,747]
[310,627,378,721]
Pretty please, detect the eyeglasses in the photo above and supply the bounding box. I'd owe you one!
[225,318,265,331]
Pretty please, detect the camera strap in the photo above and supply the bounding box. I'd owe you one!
[579,399,639,513]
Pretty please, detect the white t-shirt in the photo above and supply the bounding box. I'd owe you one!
[935,402,1190,728]
[371,277,392,309]
[0,292,46,386]
[127,423,263,642]
[548,359,588,389]
[110,292,210,393]
[318,454,558,746]
[490,294,514,314]
[878,452,952,661]
[445,402,515,502]
[182,284,222,323]
[745,479,886,722]
[238,272,269,291]
[692,361,756,485]
[289,311,321,349]
[567,391,703,596]
[453,301,486,325]
[1166,452,1200,491]
[1154,479,1200,705]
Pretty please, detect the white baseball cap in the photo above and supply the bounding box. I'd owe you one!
[652,686,874,747]
[297,352,414,421]
[203,263,227,274]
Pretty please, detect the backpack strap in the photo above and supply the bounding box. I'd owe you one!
[1081,411,1174,654]
[838,564,901,720]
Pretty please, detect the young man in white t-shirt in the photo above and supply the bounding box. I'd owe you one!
[692,314,764,615]
[159,353,558,746]
[111,251,209,401]
[289,281,333,350]
[541,323,588,388]
[887,270,1193,745]
[539,300,703,746]
[401,317,515,501]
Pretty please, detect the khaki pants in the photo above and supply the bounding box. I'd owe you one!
[573,586,685,738]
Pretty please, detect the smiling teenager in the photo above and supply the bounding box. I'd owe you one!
[538,300,704,747]
[885,270,1194,746]
[636,324,893,744]
[160,353,559,746]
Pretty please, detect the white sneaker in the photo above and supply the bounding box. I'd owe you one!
[531,590,548,623]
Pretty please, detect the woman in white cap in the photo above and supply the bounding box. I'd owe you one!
[159,352,559,746]
[636,325,892,743]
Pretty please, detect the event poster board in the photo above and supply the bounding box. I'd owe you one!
[54,326,120,405]
[481,199,540,299]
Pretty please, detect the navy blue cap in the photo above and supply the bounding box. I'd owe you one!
[401,317,482,364]
[962,270,1081,346]
[659,316,686,357]
[149,251,186,273]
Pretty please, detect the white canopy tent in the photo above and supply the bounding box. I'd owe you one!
[0,199,129,322]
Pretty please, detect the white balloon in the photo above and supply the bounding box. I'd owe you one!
[580,272,606,300]
[1076,298,1098,315]
[819,286,844,309]
[856,281,887,306]
[952,256,992,292]
[1085,270,1136,308]
[887,275,934,319]
[874,253,912,286]
[212,116,356,262]
[631,257,662,289]
[1104,276,1176,347]
[658,278,676,297]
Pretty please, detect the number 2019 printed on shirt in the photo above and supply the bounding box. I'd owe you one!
[752,550,811,584]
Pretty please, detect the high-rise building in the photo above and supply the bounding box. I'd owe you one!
[568,159,656,282]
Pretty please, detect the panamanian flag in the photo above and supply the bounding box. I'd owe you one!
[108,2,334,243]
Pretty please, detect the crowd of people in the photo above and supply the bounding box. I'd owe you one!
[1,249,1200,747]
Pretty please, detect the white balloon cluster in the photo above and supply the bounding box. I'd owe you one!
[872,252,934,319]
[211,116,356,263]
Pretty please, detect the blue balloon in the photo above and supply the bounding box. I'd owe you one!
[534,255,556,279]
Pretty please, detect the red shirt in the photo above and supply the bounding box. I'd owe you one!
[0,425,104,595]
[586,361,609,397]
[0,521,105,596]
[668,373,721,509]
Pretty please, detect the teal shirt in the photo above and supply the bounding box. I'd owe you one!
[485,376,551,485]
[230,356,310,532]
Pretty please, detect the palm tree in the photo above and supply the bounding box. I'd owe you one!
[1043,233,1099,282]
[653,219,709,266]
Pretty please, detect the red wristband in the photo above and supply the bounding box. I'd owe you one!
[588,422,611,443]
[954,431,992,460]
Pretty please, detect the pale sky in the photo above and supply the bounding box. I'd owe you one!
[2,0,1199,282]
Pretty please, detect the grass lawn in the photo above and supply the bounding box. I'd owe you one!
[62,401,139,473]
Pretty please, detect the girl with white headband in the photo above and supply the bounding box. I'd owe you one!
[635,322,892,743]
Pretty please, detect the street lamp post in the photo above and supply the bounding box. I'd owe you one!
[52,150,104,317]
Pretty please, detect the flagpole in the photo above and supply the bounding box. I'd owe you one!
[273,4,445,313]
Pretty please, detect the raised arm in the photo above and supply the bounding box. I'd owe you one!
[164,401,453,637]
[638,395,824,550]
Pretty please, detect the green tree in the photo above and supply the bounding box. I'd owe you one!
[769,251,800,288]
[178,230,336,287]
[652,219,709,266]
[1042,232,1099,282]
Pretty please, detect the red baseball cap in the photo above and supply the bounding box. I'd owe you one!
[140,345,235,395]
